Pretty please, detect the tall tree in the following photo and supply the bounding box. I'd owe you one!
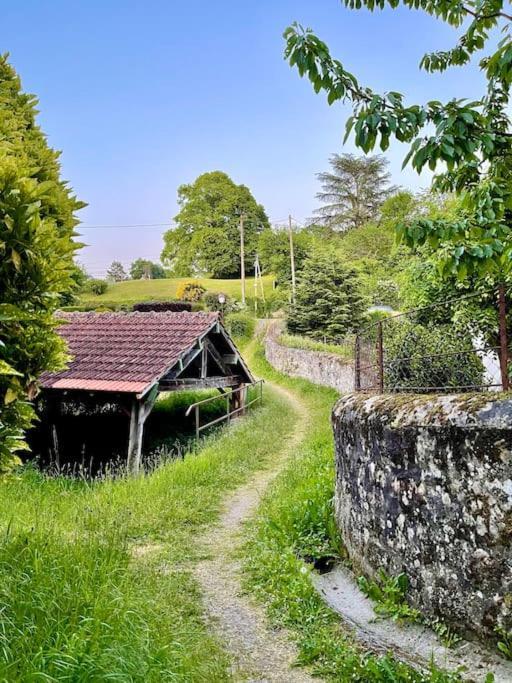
[130,258,166,280]
[258,225,312,284]
[0,55,84,471]
[287,250,365,341]
[161,171,270,278]
[315,153,396,231]
[106,261,127,282]
[284,5,512,281]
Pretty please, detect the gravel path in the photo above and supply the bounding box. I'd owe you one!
[194,382,317,683]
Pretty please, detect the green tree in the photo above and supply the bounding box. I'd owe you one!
[315,153,397,230]
[284,4,512,281]
[106,261,127,282]
[0,55,84,472]
[287,250,365,341]
[129,258,166,280]
[161,171,270,278]
[258,225,312,284]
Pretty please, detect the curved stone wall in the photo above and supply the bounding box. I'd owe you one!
[264,321,354,394]
[332,393,512,642]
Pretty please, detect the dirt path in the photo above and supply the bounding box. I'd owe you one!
[193,381,317,683]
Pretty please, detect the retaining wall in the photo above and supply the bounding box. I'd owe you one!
[263,321,354,394]
[332,392,512,641]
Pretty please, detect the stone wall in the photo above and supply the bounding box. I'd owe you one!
[264,321,354,394]
[332,393,512,642]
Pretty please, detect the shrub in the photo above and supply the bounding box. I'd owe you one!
[132,301,192,313]
[0,55,83,474]
[384,320,485,391]
[225,313,255,340]
[175,280,206,302]
[84,279,109,296]
[203,291,238,313]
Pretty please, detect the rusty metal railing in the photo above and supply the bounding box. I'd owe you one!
[354,284,510,394]
[185,380,264,440]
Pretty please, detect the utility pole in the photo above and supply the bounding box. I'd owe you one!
[288,214,296,304]
[240,213,246,305]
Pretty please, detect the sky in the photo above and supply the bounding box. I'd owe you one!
[1,0,489,277]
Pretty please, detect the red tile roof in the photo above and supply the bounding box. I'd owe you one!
[40,311,219,396]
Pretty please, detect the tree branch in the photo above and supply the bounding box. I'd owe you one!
[461,4,512,22]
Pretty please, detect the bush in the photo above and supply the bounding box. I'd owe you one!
[84,279,109,296]
[175,280,207,302]
[384,320,485,391]
[203,291,238,313]
[225,313,255,340]
[132,301,192,313]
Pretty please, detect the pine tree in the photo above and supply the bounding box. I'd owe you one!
[287,250,365,341]
[0,54,84,472]
[106,261,128,282]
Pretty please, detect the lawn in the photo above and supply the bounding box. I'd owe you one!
[0,383,297,681]
[80,275,275,305]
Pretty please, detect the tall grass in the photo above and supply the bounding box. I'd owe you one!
[0,385,297,681]
[277,332,353,359]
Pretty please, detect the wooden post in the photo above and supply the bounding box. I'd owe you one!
[229,384,246,417]
[240,214,246,305]
[127,399,143,474]
[498,283,509,391]
[288,214,296,304]
[354,335,361,391]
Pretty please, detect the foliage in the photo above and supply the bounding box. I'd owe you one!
[496,627,512,660]
[384,320,485,390]
[106,260,128,282]
[129,258,166,280]
[203,291,238,313]
[278,333,352,359]
[0,55,84,473]
[0,380,291,680]
[225,313,255,341]
[287,250,365,341]
[243,345,461,682]
[284,6,512,282]
[258,224,312,284]
[358,571,421,622]
[315,153,397,231]
[132,301,192,312]
[175,280,206,302]
[84,278,109,295]
[161,171,270,278]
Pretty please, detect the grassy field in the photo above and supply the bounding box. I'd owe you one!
[80,275,275,305]
[277,332,353,359]
[0,382,297,681]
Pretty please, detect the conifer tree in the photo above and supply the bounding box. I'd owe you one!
[287,250,365,341]
[0,54,84,471]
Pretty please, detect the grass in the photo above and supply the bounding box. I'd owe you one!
[277,332,353,359]
[80,275,275,305]
[0,379,297,681]
[242,344,463,682]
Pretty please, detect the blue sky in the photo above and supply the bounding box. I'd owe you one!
[1,1,487,276]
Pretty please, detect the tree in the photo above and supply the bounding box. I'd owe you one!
[315,153,397,230]
[130,258,166,280]
[106,261,127,282]
[284,5,512,282]
[258,225,312,284]
[0,55,84,472]
[287,250,365,341]
[161,171,270,278]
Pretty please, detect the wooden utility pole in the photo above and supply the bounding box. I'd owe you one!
[240,214,246,305]
[288,214,296,304]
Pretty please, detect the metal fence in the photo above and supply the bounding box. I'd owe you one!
[355,285,510,394]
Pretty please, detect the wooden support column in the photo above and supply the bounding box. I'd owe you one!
[127,386,159,474]
[229,383,247,417]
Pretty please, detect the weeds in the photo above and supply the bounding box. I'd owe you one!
[496,627,512,660]
[357,571,421,622]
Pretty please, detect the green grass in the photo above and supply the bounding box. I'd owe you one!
[0,382,297,681]
[242,345,463,682]
[80,275,275,305]
[277,332,353,359]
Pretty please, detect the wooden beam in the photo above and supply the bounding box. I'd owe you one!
[163,342,203,381]
[127,387,158,474]
[159,375,242,391]
[204,338,230,374]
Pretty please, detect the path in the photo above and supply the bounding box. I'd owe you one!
[193,380,317,682]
